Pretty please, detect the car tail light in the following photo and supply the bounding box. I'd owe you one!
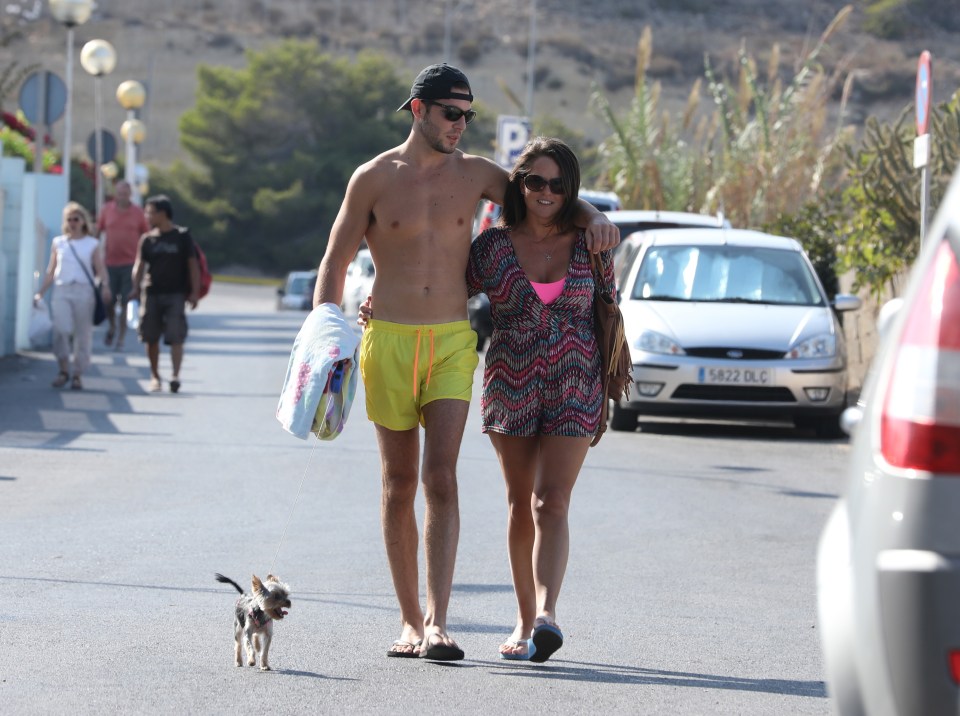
[880,241,960,473]
[951,650,960,683]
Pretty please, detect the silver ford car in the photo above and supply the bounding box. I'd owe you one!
[816,168,960,715]
[611,228,861,436]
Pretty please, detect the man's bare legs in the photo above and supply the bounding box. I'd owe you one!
[171,343,184,385]
[374,398,469,655]
[489,433,590,656]
[375,423,424,653]
[146,341,161,385]
[420,398,469,652]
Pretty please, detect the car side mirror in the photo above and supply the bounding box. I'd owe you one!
[832,294,861,312]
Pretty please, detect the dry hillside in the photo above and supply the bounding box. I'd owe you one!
[3,0,959,166]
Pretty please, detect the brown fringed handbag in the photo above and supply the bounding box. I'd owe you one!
[589,252,632,446]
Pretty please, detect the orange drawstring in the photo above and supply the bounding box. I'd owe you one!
[412,329,422,398]
[411,328,436,398]
[425,330,435,392]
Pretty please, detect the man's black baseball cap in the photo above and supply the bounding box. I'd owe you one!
[397,63,474,112]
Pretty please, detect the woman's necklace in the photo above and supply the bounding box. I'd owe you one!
[531,231,561,261]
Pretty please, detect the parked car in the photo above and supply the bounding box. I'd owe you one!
[276,270,316,311]
[816,171,960,715]
[341,248,374,320]
[610,228,861,436]
[604,209,730,278]
[579,189,622,212]
[468,292,493,351]
[472,189,623,237]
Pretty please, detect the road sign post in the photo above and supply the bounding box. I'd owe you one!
[915,51,933,245]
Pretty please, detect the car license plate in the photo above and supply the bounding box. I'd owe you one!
[697,367,772,385]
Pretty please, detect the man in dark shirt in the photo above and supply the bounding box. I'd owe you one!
[131,195,200,393]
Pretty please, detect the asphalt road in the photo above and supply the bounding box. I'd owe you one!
[0,282,847,714]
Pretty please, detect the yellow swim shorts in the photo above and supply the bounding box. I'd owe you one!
[359,319,479,431]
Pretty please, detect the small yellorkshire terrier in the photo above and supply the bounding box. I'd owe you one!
[215,573,291,671]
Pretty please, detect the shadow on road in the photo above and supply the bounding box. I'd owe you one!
[490,659,827,696]
[0,309,298,453]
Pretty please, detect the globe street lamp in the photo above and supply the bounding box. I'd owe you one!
[49,0,94,200]
[120,117,146,205]
[80,39,116,219]
[116,80,146,204]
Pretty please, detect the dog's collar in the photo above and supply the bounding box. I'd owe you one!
[248,606,270,628]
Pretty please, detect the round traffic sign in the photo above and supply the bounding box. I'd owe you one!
[916,51,932,136]
[18,71,67,126]
[87,129,117,164]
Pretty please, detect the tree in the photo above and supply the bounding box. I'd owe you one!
[176,43,410,273]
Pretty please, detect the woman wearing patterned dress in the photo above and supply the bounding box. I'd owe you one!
[466,137,614,662]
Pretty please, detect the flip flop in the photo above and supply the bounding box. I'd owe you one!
[529,620,563,663]
[499,639,536,661]
[386,639,422,658]
[419,636,464,661]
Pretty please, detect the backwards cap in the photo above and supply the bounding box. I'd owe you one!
[397,63,473,112]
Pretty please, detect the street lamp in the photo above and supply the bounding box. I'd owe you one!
[116,79,146,205]
[80,38,116,219]
[49,0,94,200]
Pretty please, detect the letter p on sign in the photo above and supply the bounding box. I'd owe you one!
[496,115,531,169]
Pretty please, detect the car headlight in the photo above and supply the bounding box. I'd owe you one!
[785,334,836,359]
[635,330,685,356]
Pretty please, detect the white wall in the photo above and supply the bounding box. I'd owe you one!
[0,157,68,357]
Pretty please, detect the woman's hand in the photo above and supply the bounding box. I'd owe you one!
[357,295,372,328]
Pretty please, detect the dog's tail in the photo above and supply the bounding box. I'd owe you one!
[214,573,244,595]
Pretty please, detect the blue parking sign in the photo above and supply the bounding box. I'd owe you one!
[495,116,530,169]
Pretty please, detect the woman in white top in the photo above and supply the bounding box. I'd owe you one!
[34,202,111,390]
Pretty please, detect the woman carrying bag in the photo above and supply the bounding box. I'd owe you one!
[34,202,111,390]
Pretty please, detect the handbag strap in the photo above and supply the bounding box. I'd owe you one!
[589,251,608,297]
[66,239,98,289]
[589,250,611,446]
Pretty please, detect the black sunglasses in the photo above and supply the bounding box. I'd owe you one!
[522,174,565,195]
[424,101,477,124]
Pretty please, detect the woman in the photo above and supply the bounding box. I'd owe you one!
[34,202,111,390]
[466,137,613,662]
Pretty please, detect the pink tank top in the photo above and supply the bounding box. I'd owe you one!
[530,278,566,305]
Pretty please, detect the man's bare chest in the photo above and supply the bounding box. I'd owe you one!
[371,176,481,241]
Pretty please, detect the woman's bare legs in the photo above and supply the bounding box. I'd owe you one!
[490,433,591,656]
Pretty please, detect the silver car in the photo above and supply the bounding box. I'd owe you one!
[611,228,861,436]
[816,173,960,714]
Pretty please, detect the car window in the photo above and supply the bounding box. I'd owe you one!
[631,246,822,305]
[288,276,314,295]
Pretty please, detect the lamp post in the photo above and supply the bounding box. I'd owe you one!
[80,39,116,219]
[49,0,94,200]
[116,80,146,205]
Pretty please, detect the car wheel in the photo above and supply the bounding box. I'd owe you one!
[795,414,845,439]
[609,402,638,432]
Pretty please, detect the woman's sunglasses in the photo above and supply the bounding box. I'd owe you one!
[522,174,565,195]
[425,101,477,124]
[67,216,83,223]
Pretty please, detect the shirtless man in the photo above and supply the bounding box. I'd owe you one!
[313,63,619,661]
